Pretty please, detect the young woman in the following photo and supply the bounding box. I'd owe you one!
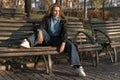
[20,3,86,77]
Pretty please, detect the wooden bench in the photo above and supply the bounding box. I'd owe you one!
[90,20,120,63]
[0,19,102,75]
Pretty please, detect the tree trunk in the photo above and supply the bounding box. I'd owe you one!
[24,0,31,18]
[84,0,88,20]
[0,0,2,8]
[56,0,62,5]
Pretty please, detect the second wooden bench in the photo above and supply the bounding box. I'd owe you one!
[90,20,120,63]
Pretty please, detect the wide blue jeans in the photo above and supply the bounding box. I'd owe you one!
[27,29,81,66]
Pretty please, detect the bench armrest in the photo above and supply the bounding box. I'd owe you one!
[93,28,111,43]
[75,31,95,44]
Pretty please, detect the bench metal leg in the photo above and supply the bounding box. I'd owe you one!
[34,56,40,68]
[48,55,52,75]
[34,55,52,75]
[95,51,99,67]
[42,55,49,74]
[91,51,99,67]
[113,48,117,63]
[106,47,114,63]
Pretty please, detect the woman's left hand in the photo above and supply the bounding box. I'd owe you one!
[59,42,65,53]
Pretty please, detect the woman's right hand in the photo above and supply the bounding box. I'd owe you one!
[38,31,43,44]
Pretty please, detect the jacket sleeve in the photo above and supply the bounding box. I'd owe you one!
[61,21,68,42]
[37,17,46,31]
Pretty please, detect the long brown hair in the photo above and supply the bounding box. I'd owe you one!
[44,3,66,19]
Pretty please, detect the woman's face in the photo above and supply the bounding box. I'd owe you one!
[52,6,60,18]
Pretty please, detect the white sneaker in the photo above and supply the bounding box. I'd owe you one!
[20,39,30,48]
[75,66,86,77]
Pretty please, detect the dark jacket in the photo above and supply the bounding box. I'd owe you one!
[38,16,68,42]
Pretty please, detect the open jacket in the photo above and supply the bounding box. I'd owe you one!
[37,16,68,42]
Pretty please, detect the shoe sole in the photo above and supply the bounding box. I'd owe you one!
[20,45,30,49]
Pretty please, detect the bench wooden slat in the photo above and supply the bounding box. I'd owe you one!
[0,36,29,40]
[0,37,22,40]
[78,44,101,47]
[0,27,33,31]
[78,48,102,52]
[0,47,57,52]
[0,32,32,36]
[111,42,120,47]
[92,26,118,29]
[95,33,120,38]
[0,23,30,27]
[0,51,58,57]
[67,22,83,24]
[67,26,83,28]
[67,29,84,31]
[0,41,21,46]
[0,19,27,23]
[0,8,26,18]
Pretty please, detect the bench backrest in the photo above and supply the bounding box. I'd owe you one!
[0,19,33,47]
[91,20,120,42]
[0,8,16,13]
[0,19,87,48]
